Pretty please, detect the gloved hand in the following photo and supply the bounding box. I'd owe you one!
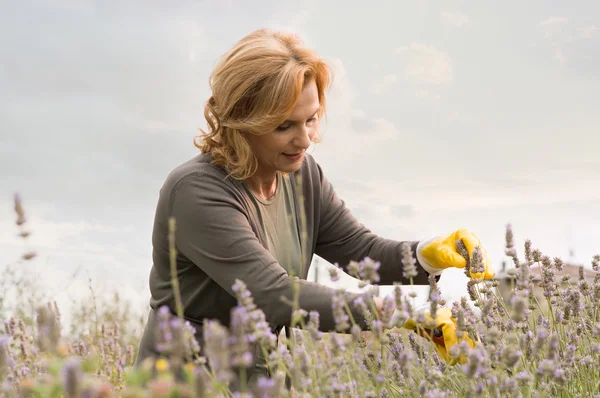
[402,307,475,365]
[416,228,494,280]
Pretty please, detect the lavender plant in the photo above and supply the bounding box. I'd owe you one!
[2,195,599,397]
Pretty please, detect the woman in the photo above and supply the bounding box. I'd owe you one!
[135,28,494,383]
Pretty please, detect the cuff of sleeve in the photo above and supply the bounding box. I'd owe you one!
[416,236,444,276]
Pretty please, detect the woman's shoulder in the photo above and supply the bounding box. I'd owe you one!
[161,151,324,197]
[160,152,236,195]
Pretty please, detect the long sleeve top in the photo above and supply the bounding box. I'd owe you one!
[146,151,432,335]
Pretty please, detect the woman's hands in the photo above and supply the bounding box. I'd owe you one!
[403,307,475,365]
[416,228,495,280]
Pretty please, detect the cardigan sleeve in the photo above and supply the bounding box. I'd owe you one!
[313,163,433,285]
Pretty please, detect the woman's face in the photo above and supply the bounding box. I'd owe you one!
[245,79,320,178]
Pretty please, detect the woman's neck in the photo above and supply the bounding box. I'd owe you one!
[245,172,278,200]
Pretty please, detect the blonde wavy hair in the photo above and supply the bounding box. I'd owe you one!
[194,28,332,180]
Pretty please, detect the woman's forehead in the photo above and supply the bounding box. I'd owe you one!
[286,81,320,121]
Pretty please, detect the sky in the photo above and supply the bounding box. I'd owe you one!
[1,0,599,328]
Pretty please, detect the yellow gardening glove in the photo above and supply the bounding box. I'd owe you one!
[416,228,494,280]
[403,307,475,365]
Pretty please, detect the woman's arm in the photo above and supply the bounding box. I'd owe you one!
[169,173,374,331]
[313,164,433,285]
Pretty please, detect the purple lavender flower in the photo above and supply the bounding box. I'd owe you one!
[232,279,256,311]
[0,335,9,377]
[371,320,383,339]
[255,376,277,397]
[536,359,557,381]
[569,289,582,318]
[203,320,233,384]
[360,256,381,284]
[381,295,395,328]
[470,246,485,276]
[554,309,563,324]
[524,240,533,264]
[328,265,340,282]
[306,311,322,341]
[516,260,532,292]
[563,342,577,368]
[591,254,599,272]
[349,324,361,343]
[329,333,346,356]
[229,306,253,369]
[231,280,277,349]
[332,290,350,332]
[553,368,566,384]
[510,295,528,323]
[154,306,199,361]
[397,350,413,383]
[393,283,403,308]
[532,328,548,358]
[501,345,521,368]
[538,255,558,298]
[62,357,82,398]
[126,344,135,365]
[347,260,361,280]
[401,243,418,279]
[463,346,487,378]
[14,193,26,226]
[18,365,30,378]
[537,315,550,330]
[546,333,559,361]
[505,224,519,266]
[35,304,62,353]
[499,377,519,395]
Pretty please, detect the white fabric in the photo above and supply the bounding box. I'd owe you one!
[416,235,444,276]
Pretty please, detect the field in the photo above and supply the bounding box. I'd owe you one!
[1,195,599,397]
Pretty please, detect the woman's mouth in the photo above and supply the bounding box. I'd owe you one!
[283,152,304,161]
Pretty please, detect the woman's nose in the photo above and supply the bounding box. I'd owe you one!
[294,125,313,148]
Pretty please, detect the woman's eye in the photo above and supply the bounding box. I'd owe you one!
[308,117,317,123]
[276,124,290,131]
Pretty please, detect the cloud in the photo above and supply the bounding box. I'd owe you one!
[539,16,598,42]
[415,90,441,100]
[265,0,316,35]
[368,72,398,94]
[383,74,398,84]
[318,58,402,159]
[441,11,469,28]
[554,48,567,65]
[390,204,415,219]
[540,16,569,27]
[576,25,598,40]
[368,64,398,95]
[538,16,598,65]
[0,213,149,279]
[394,43,453,84]
[0,2,218,227]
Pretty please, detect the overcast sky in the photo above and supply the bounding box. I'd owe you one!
[2,0,599,325]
